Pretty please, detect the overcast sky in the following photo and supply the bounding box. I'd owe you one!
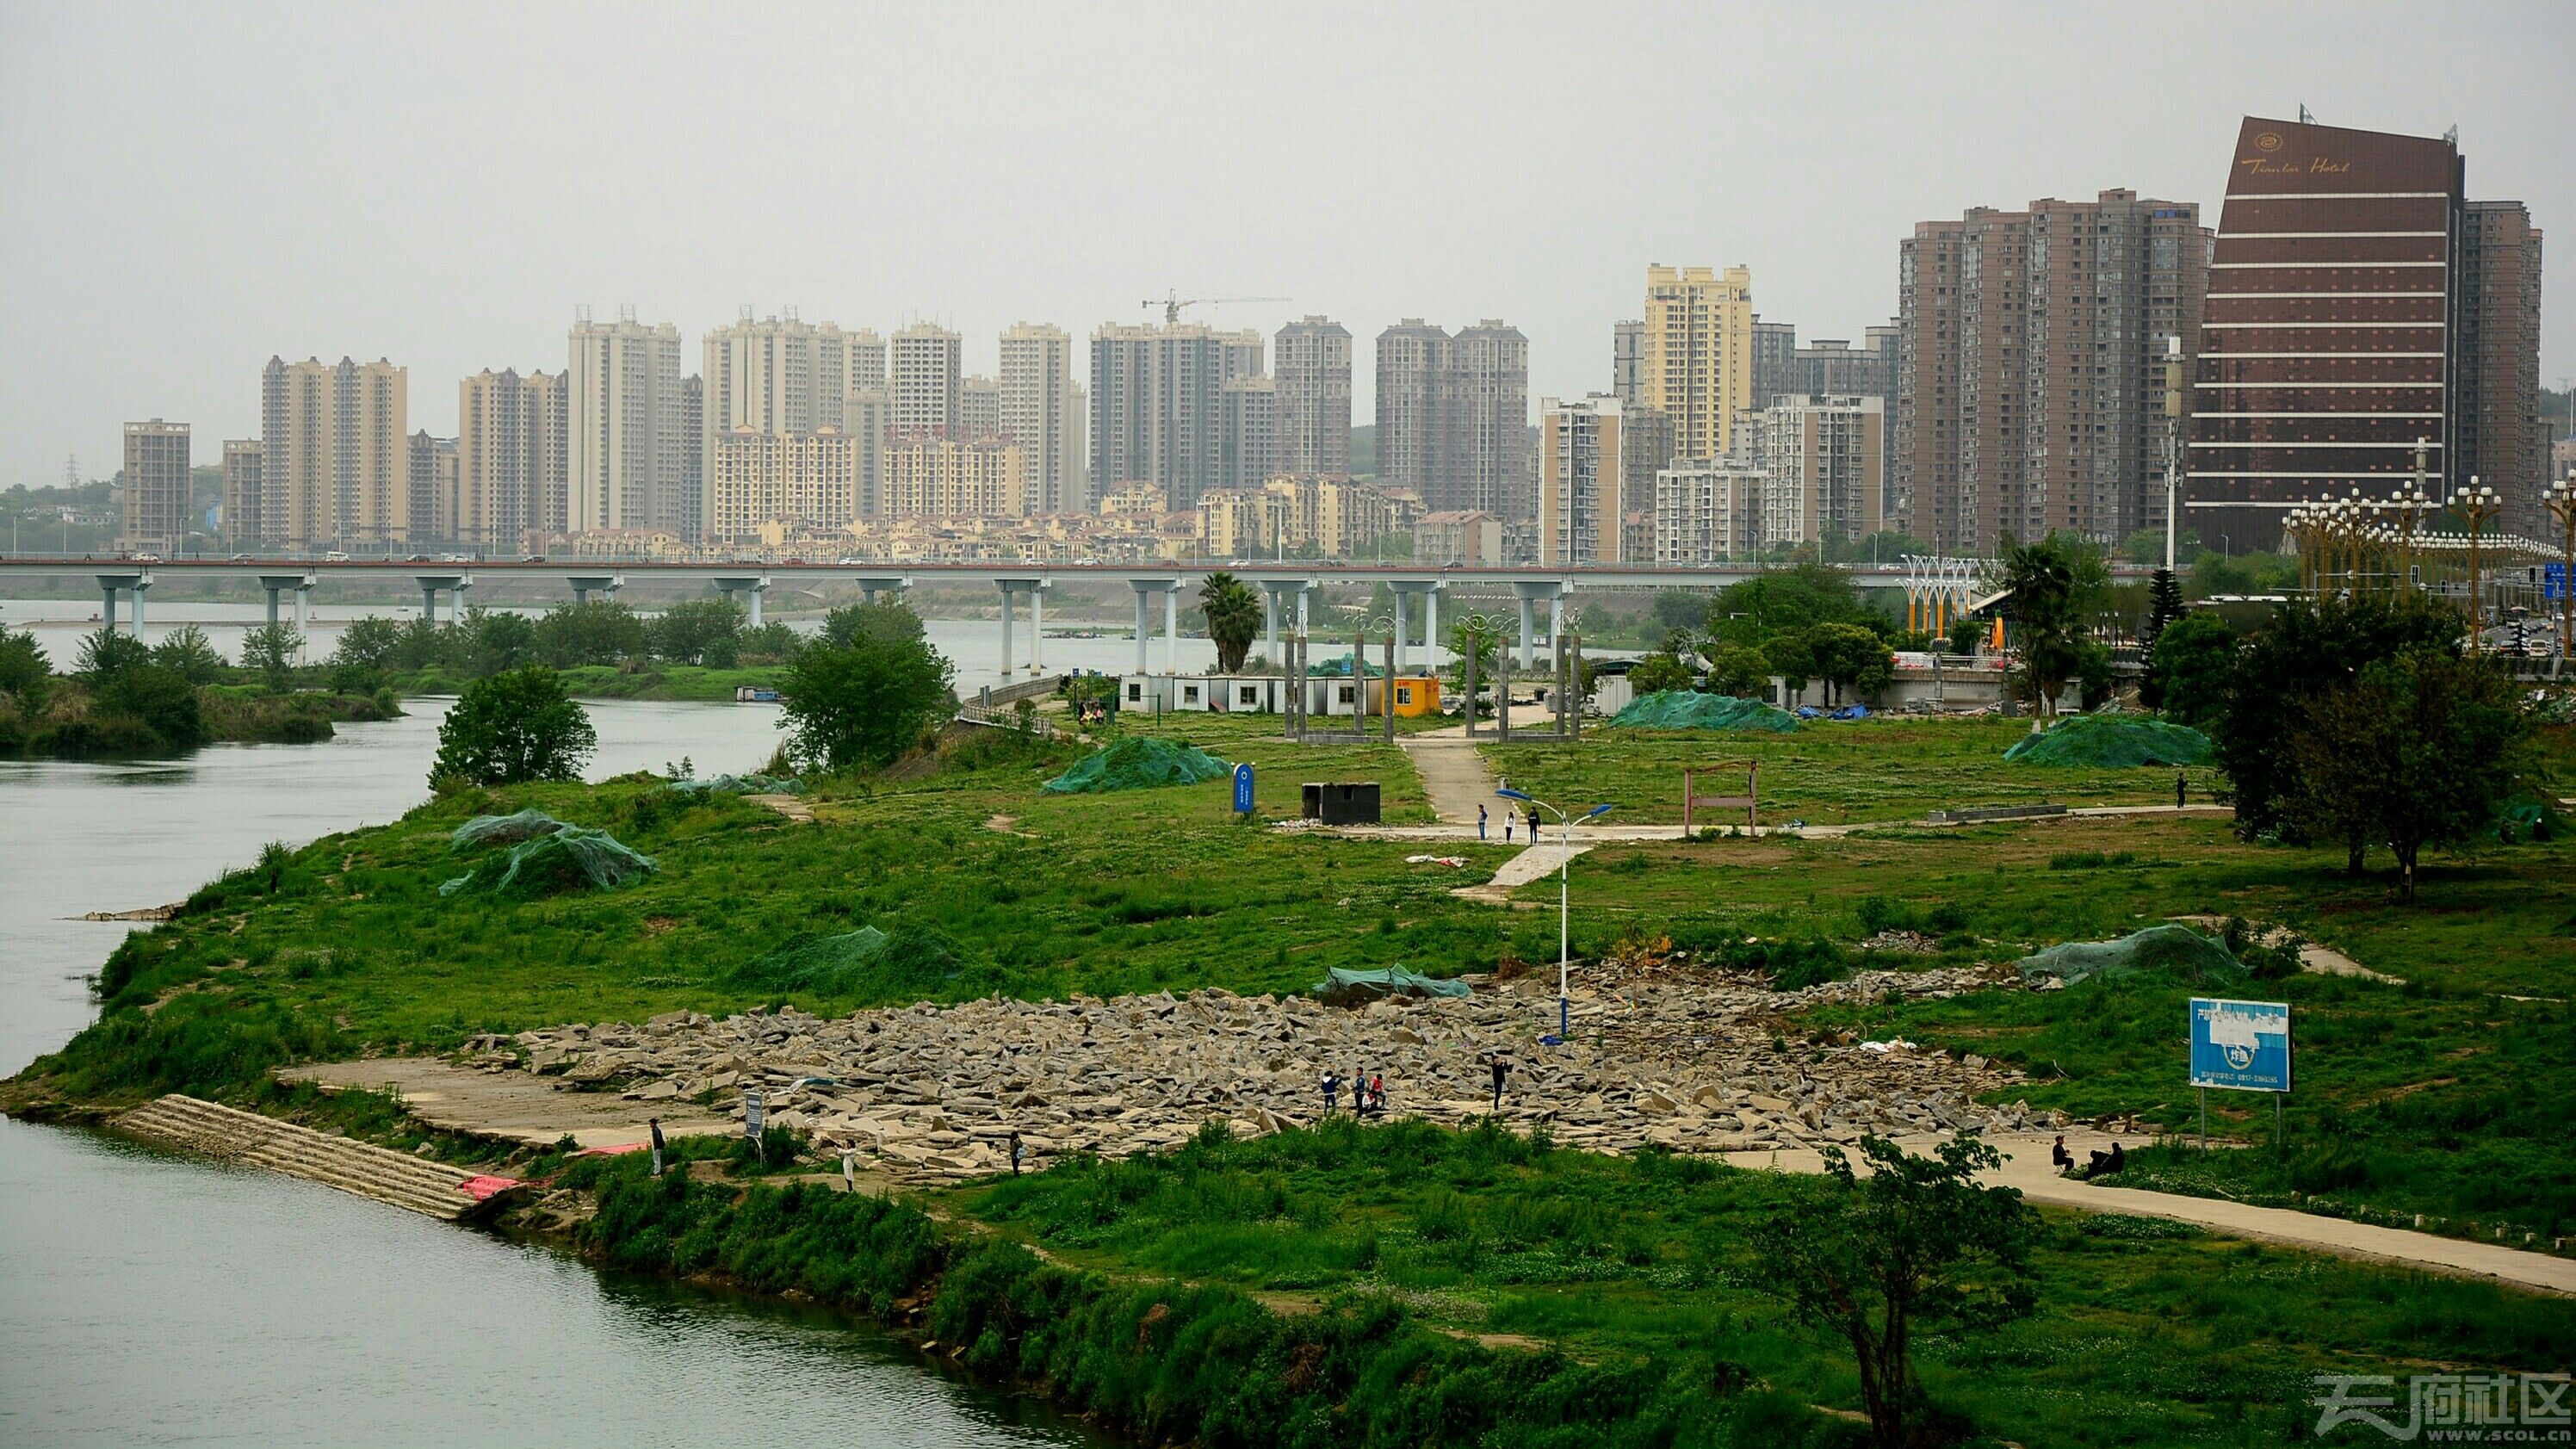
[3,1,2568,488]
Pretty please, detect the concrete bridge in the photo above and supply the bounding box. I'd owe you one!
[5,554,2152,681]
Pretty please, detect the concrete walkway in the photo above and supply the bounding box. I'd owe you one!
[1721,1130,2575,1297]
[1451,841,1594,904]
[1396,734,1499,827]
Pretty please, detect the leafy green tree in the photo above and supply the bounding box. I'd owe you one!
[2213,593,2466,845]
[148,625,224,685]
[1447,616,1500,683]
[533,600,647,667]
[1764,629,1817,703]
[1943,613,1986,655]
[780,633,954,772]
[465,609,537,677]
[332,616,406,674]
[97,665,206,752]
[1702,643,1771,699]
[392,616,464,672]
[1762,1134,2039,1449]
[1198,572,1260,673]
[1997,536,2095,717]
[1650,590,1707,634]
[429,666,596,787]
[2140,611,2234,725]
[648,598,745,667]
[2284,647,2530,900]
[0,625,53,709]
[1626,653,1695,695]
[1705,562,1879,648]
[820,600,926,649]
[241,623,305,694]
[77,629,150,679]
[1809,622,1893,705]
[739,622,808,665]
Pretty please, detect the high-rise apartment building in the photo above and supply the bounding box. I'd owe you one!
[1612,320,1647,409]
[220,439,262,548]
[884,436,1029,518]
[2458,201,2548,538]
[1374,319,1528,516]
[1274,317,1353,476]
[1900,191,2208,552]
[1000,324,1078,511]
[680,374,703,536]
[1643,264,1756,461]
[849,330,887,392]
[2188,118,2545,549]
[121,419,190,553]
[1790,327,1901,399]
[1538,396,1625,566]
[1740,394,1886,546]
[704,314,870,440]
[958,375,1001,441]
[708,426,861,541]
[457,368,568,548]
[408,432,458,543]
[1653,461,1767,563]
[259,356,410,548]
[1220,377,1279,493]
[844,386,892,517]
[1089,323,1264,509]
[891,324,963,439]
[567,313,685,536]
[1751,319,1798,406]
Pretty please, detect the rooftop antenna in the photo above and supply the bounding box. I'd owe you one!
[620,304,637,325]
[2443,124,2459,147]
[740,304,754,323]
[574,303,594,324]
[2298,102,2313,124]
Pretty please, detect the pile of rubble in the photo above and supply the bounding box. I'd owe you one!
[495,966,2054,1185]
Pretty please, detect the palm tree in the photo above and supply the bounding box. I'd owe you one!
[1199,572,1261,673]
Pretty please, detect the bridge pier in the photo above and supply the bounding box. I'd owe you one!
[414,573,472,627]
[852,575,913,607]
[711,575,770,628]
[1129,578,1180,676]
[1510,580,1567,668]
[93,572,153,637]
[1389,580,1444,674]
[259,575,316,655]
[1257,579,1316,666]
[567,574,623,606]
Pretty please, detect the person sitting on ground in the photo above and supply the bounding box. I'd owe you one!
[2106,1141,2126,1176]
[2051,1134,2073,1173]
[2087,1148,2113,1179]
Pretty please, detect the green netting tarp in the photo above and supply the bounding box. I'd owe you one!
[2017,924,2250,988]
[1316,966,1475,1001]
[439,825,657,900]
[1042,736,1231,794]
[732,923,969,995]
[2534,692,2575,727]
[2492,793,2567,843]
[450,808,569,851]
[664,771,805,796]
[1609,690,1799,733]
[2003,714,2213,768]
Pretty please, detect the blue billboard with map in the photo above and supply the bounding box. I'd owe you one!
[2189,998,2291,1093]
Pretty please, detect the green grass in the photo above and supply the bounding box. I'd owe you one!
[395,662,784,702]
[945,1116,2576,1446]
[1482,715,2220,826]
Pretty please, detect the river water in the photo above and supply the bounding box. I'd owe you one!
[0,697,1109,1448]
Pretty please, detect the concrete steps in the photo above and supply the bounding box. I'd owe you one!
[116,1094,486,1220]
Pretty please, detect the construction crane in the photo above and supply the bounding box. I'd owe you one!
[1142,291,1289,326]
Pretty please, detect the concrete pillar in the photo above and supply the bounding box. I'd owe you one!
[746,583,763,629]
[1422,588,1440,672]
[266,587,282,629]
[1390,589,1407,674]
[1264,588,1279,661]
[1519,598,1536,667]
[295,587,312,661]
[131,579,147,637]
[1134,587,1150,675]
[1296,587,1310,632]
[998,583,1015,677]
[1549,594,1564,649]
[424,583,440,625]
[101,585,118,634]
[1163,587,1178,675]
[1029,584,1044,673]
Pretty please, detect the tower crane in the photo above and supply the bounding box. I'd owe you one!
[1142,291,1289,326]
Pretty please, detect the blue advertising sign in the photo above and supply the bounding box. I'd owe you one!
[1232,762,1255,814]
[2189,998,2291,1093]
[2546,561,2567,602]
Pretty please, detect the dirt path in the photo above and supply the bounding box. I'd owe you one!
[1720,1130,2575,1297]
[282,1057,732,1148]
[1396,735,1497,826]
[748,793,815,824]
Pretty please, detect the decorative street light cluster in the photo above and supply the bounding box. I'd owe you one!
[2542,471,2576,665]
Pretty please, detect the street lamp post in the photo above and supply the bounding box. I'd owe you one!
[2542,471,2576,671]
[1495,787,1612,1043]
[2454,477,2501,647]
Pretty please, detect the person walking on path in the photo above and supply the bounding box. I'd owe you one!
[1478,803,1488,840]
[1370,1072,1386,1114]
[1503,812,1514,844]
[2176,771,2188,809]
[648,1117,666,1178]
[1009,1130,1025,1176]
[841,1149,858,1192]
[1489,1055,1511,1112]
